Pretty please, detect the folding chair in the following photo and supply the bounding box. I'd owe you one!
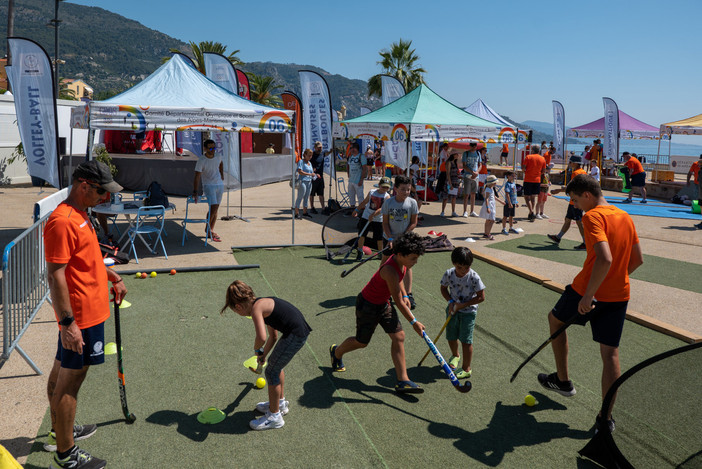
[336,177,351,207]
[103,193,123,238]
[181,195,211,246]
[125,205,168,264]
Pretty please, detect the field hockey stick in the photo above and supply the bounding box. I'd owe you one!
[114,298,136,423]
[417,314,453,367]
[509,309,590,383]
[342,218,372,262]
[340,246,391,278]
[421,330,472,393]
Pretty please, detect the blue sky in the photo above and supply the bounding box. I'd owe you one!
[69,0,700,126]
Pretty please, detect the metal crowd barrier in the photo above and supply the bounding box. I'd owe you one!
[1,213,51,374]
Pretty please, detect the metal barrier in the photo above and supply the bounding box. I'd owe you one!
[1,213,51,374]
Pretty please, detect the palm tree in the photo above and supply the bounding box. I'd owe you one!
[58,78,76,100]
[248,73,282,107]
[163,41,243,74]
[367,38,426,98]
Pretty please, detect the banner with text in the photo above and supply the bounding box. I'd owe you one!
[603,97,619,160]
[236,69,253,153]
[299,70,333,175]
[281,91,302,160]
[384,124,409,169]
[381,75,405,106]
[6,37,60,188]
[552,100,565,162]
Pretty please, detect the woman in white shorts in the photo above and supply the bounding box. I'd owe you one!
[193,139,224,242]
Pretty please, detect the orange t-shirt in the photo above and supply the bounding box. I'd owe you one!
[567,168,587,205]
[523,153,546,183]
[543,151,552,167]
[625,157,644,175]
[501,143,509,153]
[44,202,110,329]
[690,161,700,184]
[571,205,639,302]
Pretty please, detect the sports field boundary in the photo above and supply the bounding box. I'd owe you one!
[471,250,702,344]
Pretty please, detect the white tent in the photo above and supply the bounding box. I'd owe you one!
[463,99,515,127]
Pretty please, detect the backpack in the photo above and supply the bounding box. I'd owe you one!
[145,181,169,208]
[327,198,342,213]
[99,242,130,264]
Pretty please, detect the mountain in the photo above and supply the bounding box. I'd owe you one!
[0,0,380,115]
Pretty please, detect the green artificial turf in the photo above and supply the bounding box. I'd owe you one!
[25,248,686,469]
[487,234,702,294]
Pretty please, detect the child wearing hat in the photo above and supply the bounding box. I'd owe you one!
[353,177,393,260]
[479,174,504,240]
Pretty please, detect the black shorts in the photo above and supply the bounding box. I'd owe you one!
[55,322,106,369]
[357,218,383,241]
[311,176,325,196]
[500,152,509,158]
[631,172,646,187]
[355,293,402,344]
[503,205,515,218]
[523,181,541,196]
[551,285,628,347]
[565,204,583,221]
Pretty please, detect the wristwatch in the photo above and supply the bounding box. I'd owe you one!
[59,316,75,327]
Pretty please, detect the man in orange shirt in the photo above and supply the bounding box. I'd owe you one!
[621,152,647,203]
[522,145,547,221]
[687,155,702,229]
[500,142,509,166]
[44,161,127,469]
[547,155,588,249]
[538,174,643,433]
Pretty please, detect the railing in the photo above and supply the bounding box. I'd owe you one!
[1,214,51,374]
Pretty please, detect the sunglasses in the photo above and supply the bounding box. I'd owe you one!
[206,146,216,151]
[81,179,107,195]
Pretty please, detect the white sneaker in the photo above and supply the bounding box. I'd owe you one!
[470,211,479,217]
[535,214,543,220]
[451,212,459,217]
[541,214,549,219]
[250,411,285,430]
[440,211,445,217]
[255,399,289,415]
[462,211,469,218]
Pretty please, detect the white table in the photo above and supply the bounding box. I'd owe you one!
[93,200,176,249]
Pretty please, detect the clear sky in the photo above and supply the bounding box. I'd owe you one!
[69,0,701,127]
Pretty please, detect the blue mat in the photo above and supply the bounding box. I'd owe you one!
[553,196,701,220]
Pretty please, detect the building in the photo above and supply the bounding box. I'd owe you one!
[0,58,9,91]
[61,78,93,100]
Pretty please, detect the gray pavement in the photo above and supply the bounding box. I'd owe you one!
[1,178,701,463]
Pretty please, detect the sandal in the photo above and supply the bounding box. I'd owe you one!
[482,234,494,240]
[210,232,222,242]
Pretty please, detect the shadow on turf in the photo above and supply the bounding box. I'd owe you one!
[317,296,356,315]
[426,391,593,467]
[144,382,258,440]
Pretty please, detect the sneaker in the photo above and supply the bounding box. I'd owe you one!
[574,243,586,250]
[510,228,520,234]
[594,414,616,434]
[696,222,702,229]
[395,380,424,394]
[255,399,289,415]
[407,293,416,310]
[294,213,302,219]
[537,372,576,397]
[440,211,445,217]
[356,249,363,261]
[540,214,549,219]
[50,446,105,469]
[310,208,319,214]
[330,344,345,372]
[528,212,535,221]
[622,199,632,204]
[501,229,509,235]
[303,212,313,218]
[448,355,459,370]
[249,411,285,431]
[455,369,472,379]
[547,234,561,245]
[44,424,97,452]
[535,214,543,220]
[451,212,459,217]
[462,211,469,218]
[640,199,647,204]
[470,211,479,217]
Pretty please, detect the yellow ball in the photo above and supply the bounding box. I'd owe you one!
[255,377,266,389]
[135,272,142,278]
[524,394,536,407]
[150,271,157,278]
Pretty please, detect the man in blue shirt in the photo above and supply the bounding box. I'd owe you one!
[461,142,480,217]
[347,142,367,208]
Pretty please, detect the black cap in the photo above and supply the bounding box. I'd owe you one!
[73,160,122,193]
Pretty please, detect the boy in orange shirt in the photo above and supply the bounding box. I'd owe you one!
[537,174,643,433]
[621,152,647,204]
[547,154,588,249]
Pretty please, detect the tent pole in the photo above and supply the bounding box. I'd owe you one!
[330,137,335,206]
[655,132,662,169]
[512,129,518,171]
[222,132,249,222]
[291,131,296,245]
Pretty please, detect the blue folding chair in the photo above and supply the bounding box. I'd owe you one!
[125,205,168,264]
[336,177,351,207]
[181,195,211,246]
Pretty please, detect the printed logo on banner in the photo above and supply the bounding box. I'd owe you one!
[118,105,147,132]
[391,124,408,141]
[498,127,516,143]
[21,54,43,75]
[258,111,291,133]
[424,125,440,141]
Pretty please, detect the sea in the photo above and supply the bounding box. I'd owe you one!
[562,137,702,164]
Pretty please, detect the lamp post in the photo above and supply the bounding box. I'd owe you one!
[47,0,63,96]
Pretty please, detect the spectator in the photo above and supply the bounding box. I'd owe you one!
[461,142,480,217]
[294,149,315,219]
[346,142,367,208]
[193,139,224,242]
[266,143,275,154]
[309,141,330,214]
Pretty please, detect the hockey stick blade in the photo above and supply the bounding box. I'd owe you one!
[421,331,471,393]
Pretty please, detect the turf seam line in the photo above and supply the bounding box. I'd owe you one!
[257,268,390,469]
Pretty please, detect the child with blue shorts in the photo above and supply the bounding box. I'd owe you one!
[221,280,312,431]
[440,247,485,379]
